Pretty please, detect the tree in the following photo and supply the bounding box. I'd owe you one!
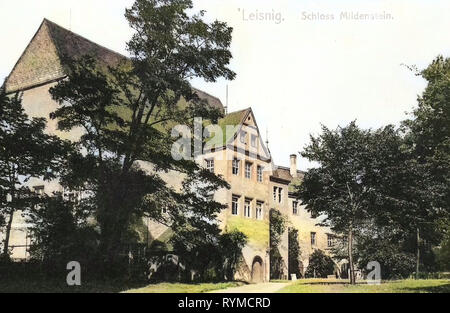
[402,56,450,277]
[0,89,66,259]
[435,221,450,271]
[49,0,235,272]
[295,122,413,283]
[288,227,301,278]
[403,55,450,213]
[352,225,416,279]
[305,249,335,278]
[269,209,287,279]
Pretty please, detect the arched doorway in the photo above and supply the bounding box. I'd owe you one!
[251,256,264,283]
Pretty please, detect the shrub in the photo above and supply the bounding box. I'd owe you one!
[305,249,335,278]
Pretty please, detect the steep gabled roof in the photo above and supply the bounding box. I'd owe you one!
[4,19,124,93]
[205,107,251,147]
[4,19,223,111]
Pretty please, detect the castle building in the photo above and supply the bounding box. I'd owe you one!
[2,19,333,282]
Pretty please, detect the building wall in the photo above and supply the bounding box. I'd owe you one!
[286,196,334,275]
[200,140,272,282]
[268,179,290,279]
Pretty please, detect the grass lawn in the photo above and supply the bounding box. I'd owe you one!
[0,279,243,293]
[0,279,148,293]
[278,278,450,293]
[123,282,243,293]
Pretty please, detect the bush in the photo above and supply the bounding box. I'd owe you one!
[170,229,247,282]
[288,228,302,278]
[305,249,335,278]
[26,196,101,278]
[270,209,287,279]
[355,236,416,280]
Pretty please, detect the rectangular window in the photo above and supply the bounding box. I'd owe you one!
[257,166,263,182]
[293,201,298,215]
[256,201,263,220]
[251,134,257,147]
[273,187,277,201]
[278,188,283,203]
[311,232,316,246]
[327,234,334,247]
[245,162,252,179]
[240,131,247,144]
[232,195,239,215]
[244,199,251,218]
[232,158,240,175]
[206,159,214,173]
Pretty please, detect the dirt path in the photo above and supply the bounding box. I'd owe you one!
[209,282,290,293]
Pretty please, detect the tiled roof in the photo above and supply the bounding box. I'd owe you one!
[271,166,305,191]
[4,19,223,111]
[204,107,251,148]
[192,88,224,112]
[5,19,124,93]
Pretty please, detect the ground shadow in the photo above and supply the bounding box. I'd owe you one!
[400,283,450,293]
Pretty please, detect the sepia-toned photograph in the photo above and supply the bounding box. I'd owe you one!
[0,0,449,302]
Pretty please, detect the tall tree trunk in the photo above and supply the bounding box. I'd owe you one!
[2,208,14,258]
[348,226,355,285]
[416,227,420,279]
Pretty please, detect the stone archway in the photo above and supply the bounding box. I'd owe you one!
[251,256,264,283]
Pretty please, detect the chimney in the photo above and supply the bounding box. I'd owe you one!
[290,154,298,178]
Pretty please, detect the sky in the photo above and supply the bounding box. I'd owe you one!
[1,0,450,170]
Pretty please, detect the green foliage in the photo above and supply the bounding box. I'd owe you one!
[435,221,450,271]
[295,122,400,282]
[305,250,335,278]
[403,55,450,214]
[220,230,248,281]
[353,230,416,279]
[171,229,247,282]
[294,120,446,281]
[0,88,67,258]
[26,196,98,270]
[47,0,235,276]
[270,209,287,279]
[288,228,302,278]
[296,122,406,233]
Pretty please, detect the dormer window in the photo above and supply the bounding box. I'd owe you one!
[240,131,247,144]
